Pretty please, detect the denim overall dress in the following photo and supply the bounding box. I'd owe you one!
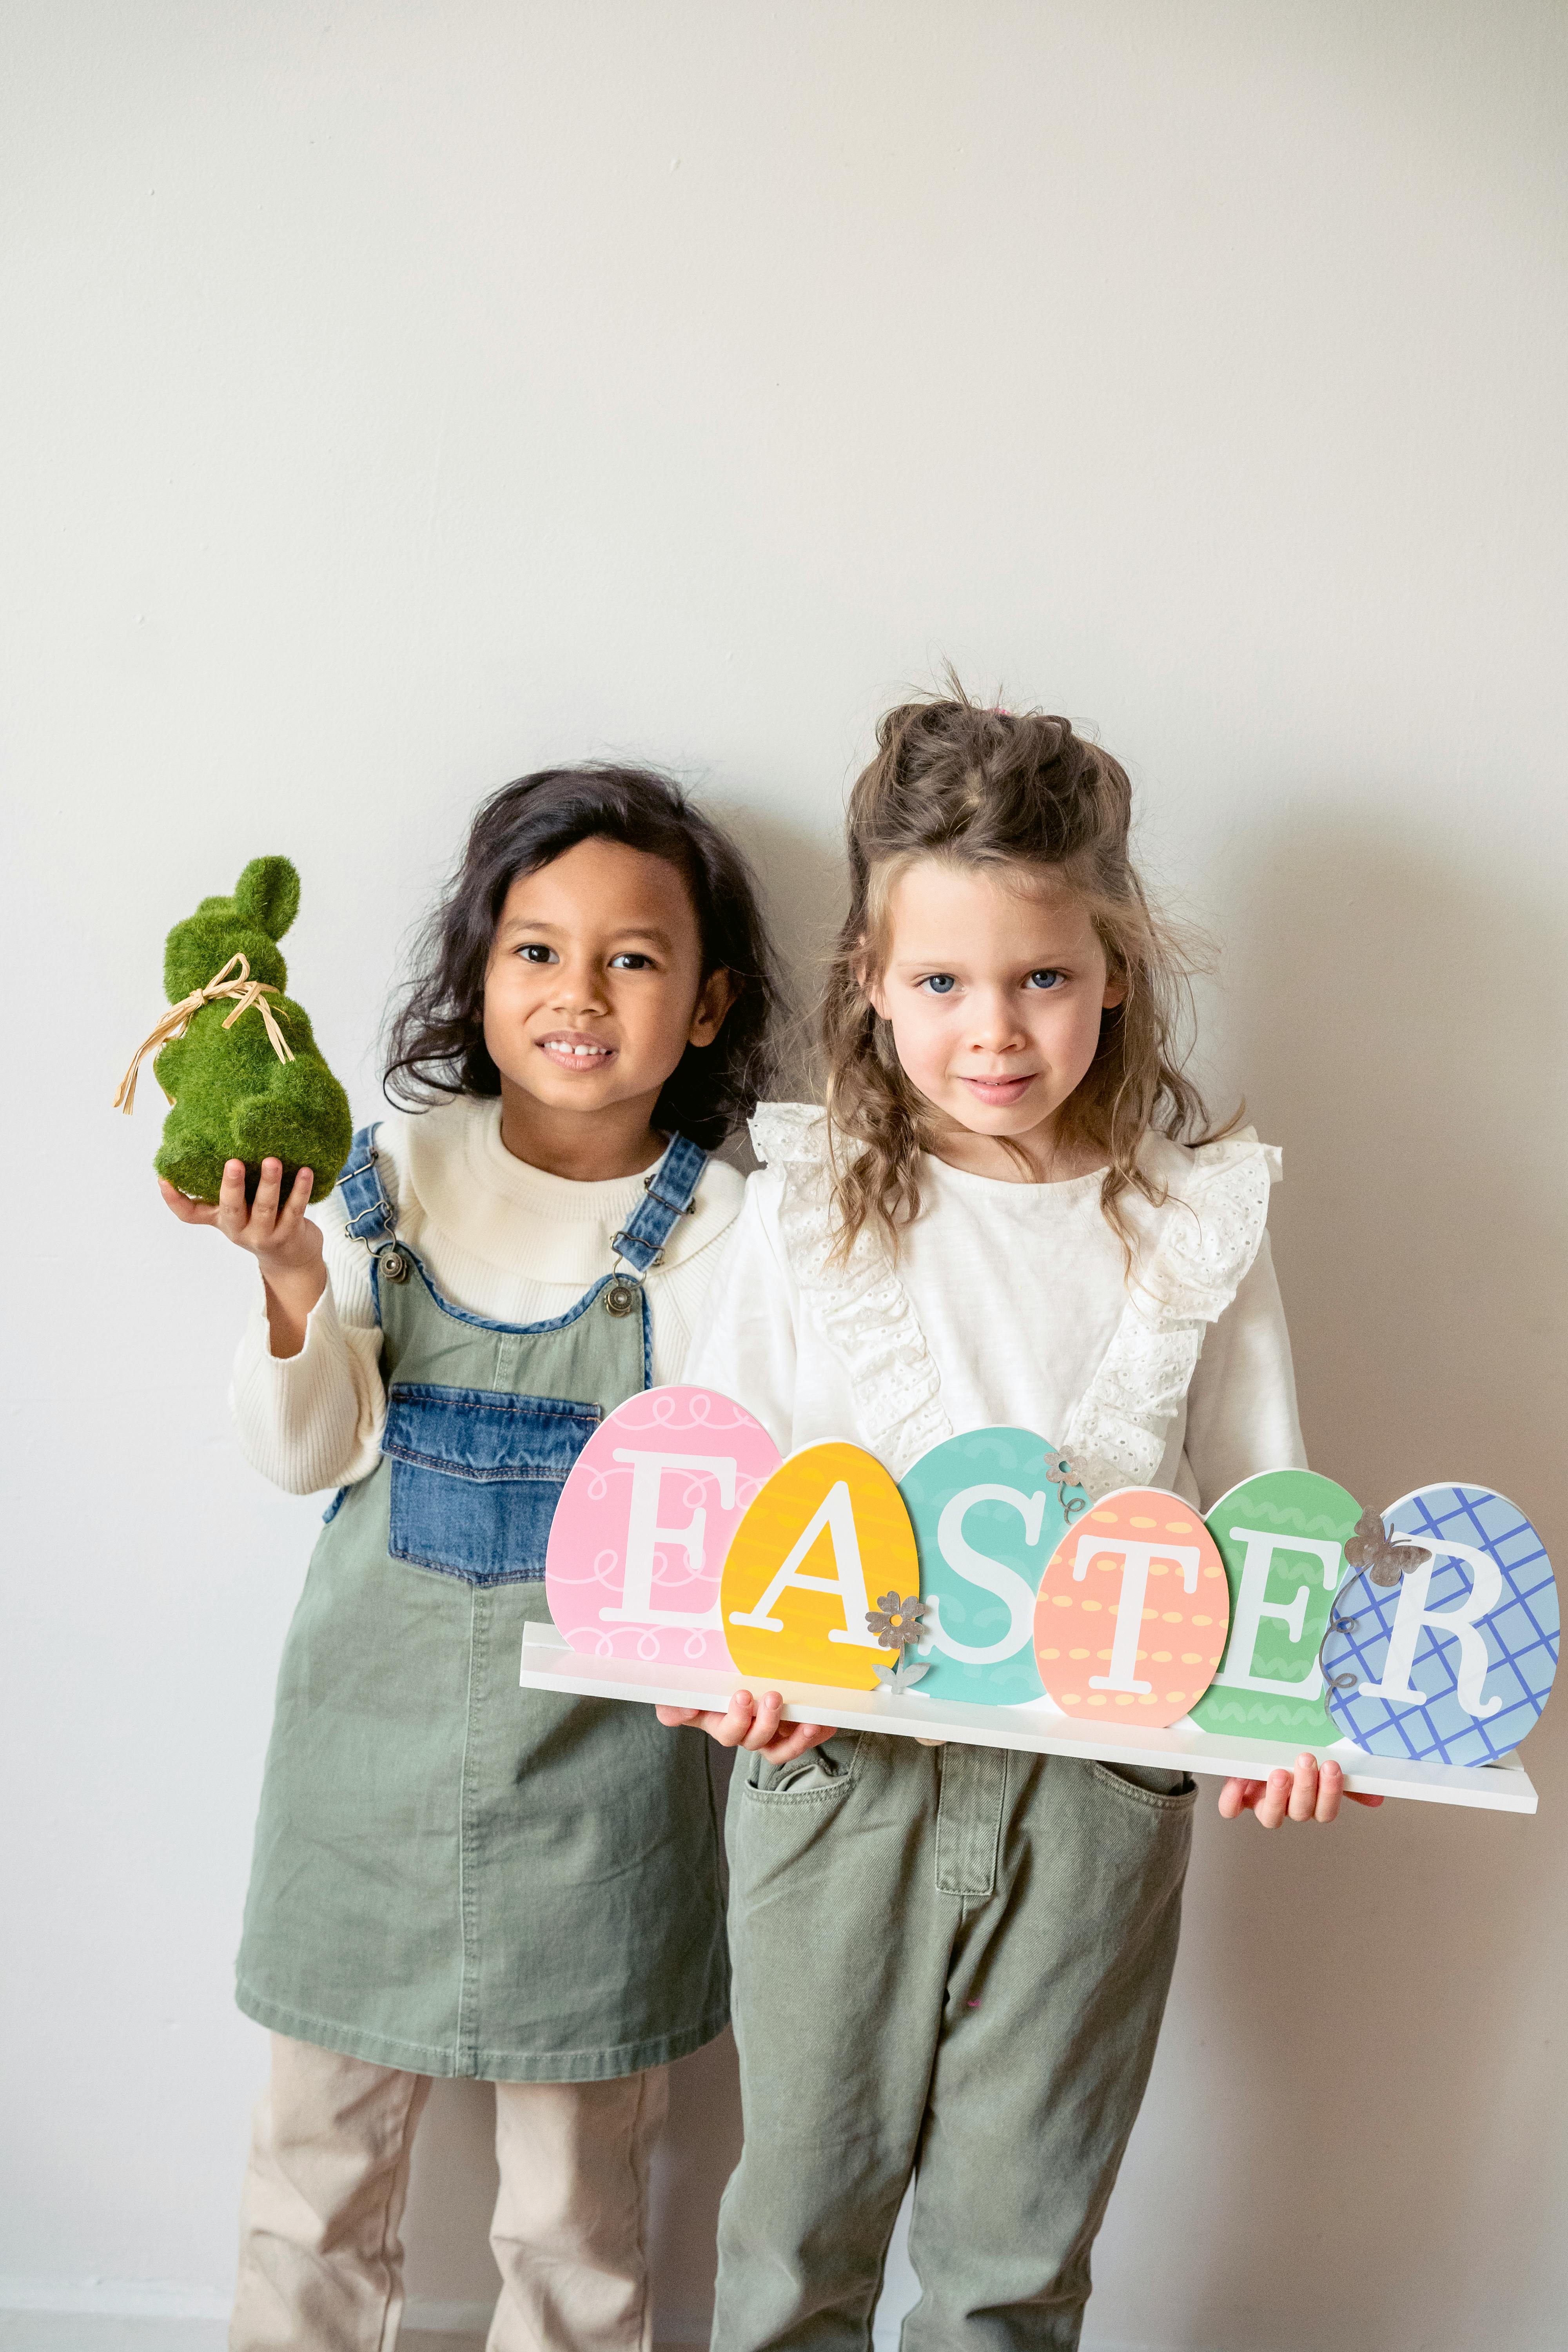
[235,1125,730,2082]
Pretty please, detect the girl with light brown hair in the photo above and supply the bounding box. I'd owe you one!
[663,686,1377,2351]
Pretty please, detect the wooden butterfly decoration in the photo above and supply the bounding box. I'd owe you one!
[1320,1508,1434,1691]
[1343,1506,1431,1588]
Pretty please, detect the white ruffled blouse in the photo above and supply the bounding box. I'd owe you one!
[683,1104,1306,1509]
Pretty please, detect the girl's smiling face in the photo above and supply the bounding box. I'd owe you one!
[483,835,731,1176]
[866,857,1124,1178]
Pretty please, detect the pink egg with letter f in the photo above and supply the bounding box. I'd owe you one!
[545,1385,780,1668]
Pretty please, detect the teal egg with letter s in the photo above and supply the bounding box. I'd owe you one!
[899,1427,1089,1708]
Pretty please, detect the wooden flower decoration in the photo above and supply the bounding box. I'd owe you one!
[866,1591,930,1691]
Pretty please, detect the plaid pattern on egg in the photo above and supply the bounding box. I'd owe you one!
[1322,1485,1557,1767]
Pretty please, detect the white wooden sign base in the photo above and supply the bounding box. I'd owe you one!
[519,1624,1538,1814]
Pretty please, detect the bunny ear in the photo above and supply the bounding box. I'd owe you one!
[232,856,301,939]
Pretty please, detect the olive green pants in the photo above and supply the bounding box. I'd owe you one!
[713,1735,1196,2352]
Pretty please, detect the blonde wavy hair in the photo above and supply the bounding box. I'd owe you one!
[821,688,1232,1261]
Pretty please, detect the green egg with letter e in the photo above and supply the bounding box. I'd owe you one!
[1189,1469,1364,1745]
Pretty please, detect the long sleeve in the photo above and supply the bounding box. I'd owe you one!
[229,1207,388,1496]
[227,1100,747,1499]
[682,1173,803,1457]
[1180,1232,1306,1508]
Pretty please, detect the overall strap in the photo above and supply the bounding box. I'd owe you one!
[338,1123,397,1247]
[611,1133,709,1277]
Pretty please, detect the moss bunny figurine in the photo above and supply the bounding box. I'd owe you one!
[116,855,352,1205]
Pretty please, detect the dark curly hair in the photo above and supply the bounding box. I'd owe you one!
[385,766,779,1152]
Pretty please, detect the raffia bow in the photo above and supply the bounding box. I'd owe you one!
[113,951,294,1116]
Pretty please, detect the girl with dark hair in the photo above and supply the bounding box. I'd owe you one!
[663,689,1377,2352]
[162,765,778,2352]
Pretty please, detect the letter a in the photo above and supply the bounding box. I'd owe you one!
[728,1480,884,1649]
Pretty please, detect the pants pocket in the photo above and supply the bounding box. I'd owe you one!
[743,1733,864,1801]
[383,1383,599,1583]
[1091,1757,1199,1807]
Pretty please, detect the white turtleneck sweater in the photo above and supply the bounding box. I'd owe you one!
[230,1094,746,1496]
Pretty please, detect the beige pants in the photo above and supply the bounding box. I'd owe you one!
[230,2033,669,2352]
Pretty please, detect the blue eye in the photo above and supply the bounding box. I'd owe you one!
[920,974,958,996]
[1025,969,1064,991]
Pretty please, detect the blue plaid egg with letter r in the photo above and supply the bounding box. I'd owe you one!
[1320,1484,1557,1767]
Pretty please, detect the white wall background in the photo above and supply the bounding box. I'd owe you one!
[3,4,1566,2347]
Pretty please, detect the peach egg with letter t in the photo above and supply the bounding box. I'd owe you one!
[1032,1486,1230,1728]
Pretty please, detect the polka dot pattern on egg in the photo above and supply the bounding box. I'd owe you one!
[1032,1486,1230,1728]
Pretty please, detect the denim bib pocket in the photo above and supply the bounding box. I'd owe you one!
[383,1383,600,1583]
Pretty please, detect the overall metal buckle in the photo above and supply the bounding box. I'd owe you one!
[609,1228,664,1272]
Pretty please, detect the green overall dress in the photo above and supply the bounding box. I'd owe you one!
[235,1125,729,2082]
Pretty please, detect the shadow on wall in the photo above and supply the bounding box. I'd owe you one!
[399,2079,499,2316]
[1103,808,1567,2352]
[649,2027,748,2341]
[711,800,848,1102]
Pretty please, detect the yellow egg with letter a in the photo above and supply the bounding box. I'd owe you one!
[721,1442,919,1690]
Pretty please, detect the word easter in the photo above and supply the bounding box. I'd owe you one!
[542,1387,1557,1775]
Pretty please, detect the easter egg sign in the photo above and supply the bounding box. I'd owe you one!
[519,1381,1554,1811]
[1034,1488,1229,1728]
[722,1442,918,1690]
[545,1385,780,1668]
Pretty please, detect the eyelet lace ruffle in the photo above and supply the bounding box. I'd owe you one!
[1060,1131,1281,1498]
[749,1104,953,1475]
[750,1105,1280,1495]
